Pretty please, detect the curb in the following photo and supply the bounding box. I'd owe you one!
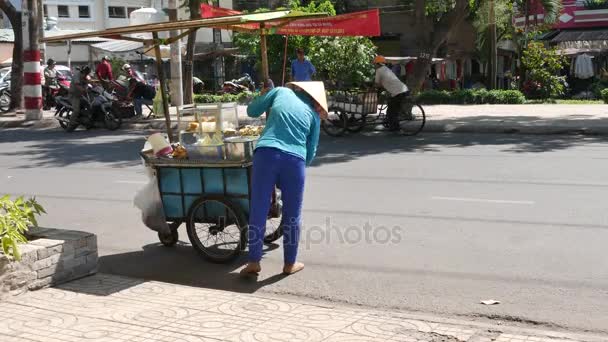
[5,118,608,136]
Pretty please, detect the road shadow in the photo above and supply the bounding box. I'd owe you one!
[0,128,146,168]
[312,129,608,167]
[97,241,287,295]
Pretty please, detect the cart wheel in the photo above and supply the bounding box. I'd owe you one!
[346,113,367,133]
[158,221,181,247]
[398,103,426,136]
[264,189,283,244]
[321,106,348,137]
[186,195,246,263]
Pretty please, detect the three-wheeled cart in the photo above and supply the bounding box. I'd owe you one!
[141,153,283,263]
[323,88,426,137]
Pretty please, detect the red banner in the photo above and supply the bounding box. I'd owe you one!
[201,4,241,18]
[200,5,380,37]
[276,9,380,37]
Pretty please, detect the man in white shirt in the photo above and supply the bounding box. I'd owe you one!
[374,55,410,131]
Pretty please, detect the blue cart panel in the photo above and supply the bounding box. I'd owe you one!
[157,165,252,221]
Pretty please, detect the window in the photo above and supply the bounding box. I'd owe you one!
[43,5,48,17]
[108,6,126,18]
[78,6,90,18]
[57,5,70,18]
[127,7,140,17]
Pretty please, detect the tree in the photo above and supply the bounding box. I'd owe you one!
[180,0,204,104]
[472,0,513,82]
[521,41,565,99]
[402,0,473,91]
[233,0,377,87]
[0,0,22,110]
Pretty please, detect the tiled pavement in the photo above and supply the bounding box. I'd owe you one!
[0,274,605,342]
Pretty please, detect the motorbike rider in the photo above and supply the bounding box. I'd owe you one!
[43,59,59,109]
[95,56,113,88]
[374,55,410,131]
[67,65,92,131]
[122,64,144,83]
[127,71,155,118]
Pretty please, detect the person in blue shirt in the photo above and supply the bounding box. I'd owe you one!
[240,81,327,276]
[291,48,316,82]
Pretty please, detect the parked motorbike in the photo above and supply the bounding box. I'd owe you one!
[0,82,10,113]
[55,84,122,132]
[43,75,70,110]
[222,74,255,94]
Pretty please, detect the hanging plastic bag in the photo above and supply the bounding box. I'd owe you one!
[134,173,170,235]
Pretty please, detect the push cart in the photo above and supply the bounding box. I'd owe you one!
[140,152,283,263]
[323,88,426,136]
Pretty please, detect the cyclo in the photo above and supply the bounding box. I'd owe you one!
[321,87,426,137]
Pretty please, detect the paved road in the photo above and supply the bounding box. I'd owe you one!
[1,128,607,334]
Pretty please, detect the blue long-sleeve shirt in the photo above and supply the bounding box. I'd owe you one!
[291,59,316,81]
[247,87,321,165]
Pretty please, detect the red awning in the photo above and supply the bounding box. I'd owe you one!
[201,4,380,37]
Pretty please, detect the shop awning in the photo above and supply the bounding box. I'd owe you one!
[41,10,328,43]
[535,30,560,41]
[551,29,608,43]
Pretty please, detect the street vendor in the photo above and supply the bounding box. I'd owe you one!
[374,55,410,131]
[240,81,327,276]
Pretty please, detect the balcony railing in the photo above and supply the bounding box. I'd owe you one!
[513,0,608,29]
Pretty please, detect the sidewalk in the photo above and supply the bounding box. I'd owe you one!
[1,273,605,342]
[3,104,608,135]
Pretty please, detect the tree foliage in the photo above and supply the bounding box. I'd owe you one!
[521,41,566,99]
[472,0,514,64]
[0,196,45,261]
[233,0,376,87]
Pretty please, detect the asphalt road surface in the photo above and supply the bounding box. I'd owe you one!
[1,128,607,334]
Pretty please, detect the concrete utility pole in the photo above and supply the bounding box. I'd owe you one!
[168,0,183,107]
[489,0,497,90]
[37,0,45,63]
[23,0,43,120]
[210,0,224,88]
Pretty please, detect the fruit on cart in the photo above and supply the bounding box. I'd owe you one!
[223,128,238,137]
[187,122,199,132]
[238,125,264,137]
[172,144,188,159]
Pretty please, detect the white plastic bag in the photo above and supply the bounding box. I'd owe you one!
[134,173,170,235]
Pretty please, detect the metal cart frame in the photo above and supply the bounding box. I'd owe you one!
[141,152,283,263]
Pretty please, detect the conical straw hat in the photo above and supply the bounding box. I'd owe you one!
[286,81,328,119]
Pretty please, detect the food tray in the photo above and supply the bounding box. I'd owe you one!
[140,150,251,168]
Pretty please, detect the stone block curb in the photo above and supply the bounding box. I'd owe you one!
[0,228,98,300]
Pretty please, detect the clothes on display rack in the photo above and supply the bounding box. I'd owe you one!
[574,54,594,79]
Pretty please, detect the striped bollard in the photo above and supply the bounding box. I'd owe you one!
[23,0,43,120]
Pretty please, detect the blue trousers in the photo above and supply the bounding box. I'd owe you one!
[134,97,153,116]
[248,147,305,264]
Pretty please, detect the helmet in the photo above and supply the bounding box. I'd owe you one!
[122,64,131,71]
[80,65,91,74]
[101,55,110,61]
[373,55,386,64]
[46,58,55,66]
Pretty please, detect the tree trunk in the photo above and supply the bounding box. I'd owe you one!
[0,0,23,110]
[183,0,201,104]
[409,0,470,93]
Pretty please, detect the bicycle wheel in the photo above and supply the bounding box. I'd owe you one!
[321,106,348,137]
[399,103,426,136]
[186,196,246,263]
